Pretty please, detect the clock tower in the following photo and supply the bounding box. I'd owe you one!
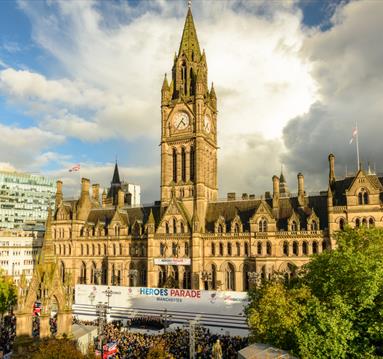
[160,6,218,221]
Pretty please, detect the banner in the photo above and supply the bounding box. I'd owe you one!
[75,285,248,316]
[153,258,191,266]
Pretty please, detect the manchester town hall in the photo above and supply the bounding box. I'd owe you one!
[52,7,383,292]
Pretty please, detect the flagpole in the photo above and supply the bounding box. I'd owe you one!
[355,121,360,171]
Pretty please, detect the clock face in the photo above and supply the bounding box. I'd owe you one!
[174,112,190,131]
[204,115,211,133]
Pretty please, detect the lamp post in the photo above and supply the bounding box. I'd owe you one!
[96,302,108,359]
[161,308,172,334]
[102,286,118,321]
[129,269,138,287]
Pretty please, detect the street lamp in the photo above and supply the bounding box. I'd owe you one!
[96,302,108,359]
[129,269,138,287]
[160,308,172,334]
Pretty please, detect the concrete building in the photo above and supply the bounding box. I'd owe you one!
[0,229,43,283]
[0,169,55,230]
[50,6,383,292]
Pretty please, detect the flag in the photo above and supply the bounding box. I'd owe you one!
[349,128,357,144]
[69,164,80,172]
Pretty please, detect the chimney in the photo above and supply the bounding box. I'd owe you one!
[102,189,107,208]
[81,178,90,195]
[92,184,100,203]
[117,189,125,208]
[328,153,335,186]
[297,173,305,207]
[227,192,236,201]
[55,180,63,207]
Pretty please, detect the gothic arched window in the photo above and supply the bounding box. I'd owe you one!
[219,242,224,256]
[293,241,298,256]
[190,146,195,182]
[172,148,177,183]
[211,242,215,256]
[257,242,262,255]
[227,242,232,256]
[302,241,308,255]
[283,241,289,256]
[339,218,345,230]
[266,241,272,256]
[181,147,186,182]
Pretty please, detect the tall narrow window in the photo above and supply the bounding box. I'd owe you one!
[190,146,195,181]
[358,192,363,205]
[173,148,177,183]
[227,242,232,256]
[363,192,369,204]
[181,148,186,182]
[211,242,215,256]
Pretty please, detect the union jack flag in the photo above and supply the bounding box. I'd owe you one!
[68,164,80,172]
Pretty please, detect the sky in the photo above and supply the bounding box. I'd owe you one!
[0,0,382,203]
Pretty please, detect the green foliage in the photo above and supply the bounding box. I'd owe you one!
[0,269,17,315]
[246,227,383,358]
[12,337,96,359]
[246,281,311,351]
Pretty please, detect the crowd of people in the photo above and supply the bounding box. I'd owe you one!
[0,315,247,358]
[99,321,248,358]
[127,316,165,330]
[0,315,15,356]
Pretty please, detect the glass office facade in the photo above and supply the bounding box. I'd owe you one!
[0,170,55,229]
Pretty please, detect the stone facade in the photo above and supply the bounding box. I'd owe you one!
[51,7,383,292]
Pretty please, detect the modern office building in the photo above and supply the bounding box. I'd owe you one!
[0,229,43,283]
[0,170,56,229]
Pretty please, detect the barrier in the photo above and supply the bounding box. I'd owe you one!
[74,285,249,330]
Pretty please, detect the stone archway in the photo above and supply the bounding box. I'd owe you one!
[15,208,73,339]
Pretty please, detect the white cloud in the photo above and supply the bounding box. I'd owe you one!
[0,123,65,170]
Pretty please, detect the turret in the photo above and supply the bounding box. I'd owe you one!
[147,208,155,234]
[161,73,170,105]
[117,189,124,209]
[92,184,100,204]
[102,189,107,208]
[210,82,217,110]
[272,175,280,209]
[297,173,305,207]
[55,180,63,208]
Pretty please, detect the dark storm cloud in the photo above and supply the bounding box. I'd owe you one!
[282,0,383,191]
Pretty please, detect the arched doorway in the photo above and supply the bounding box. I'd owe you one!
[225,263,235,290]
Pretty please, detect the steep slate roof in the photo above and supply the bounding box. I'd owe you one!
[178,8,201,60]
[205,200,262,232]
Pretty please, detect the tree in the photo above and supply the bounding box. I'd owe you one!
[12,337,96,359]
[0,269,17,317]
[246,227,383,358]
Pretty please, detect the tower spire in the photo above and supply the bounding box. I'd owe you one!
[112,161,121,184]
[178,4,201,61]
